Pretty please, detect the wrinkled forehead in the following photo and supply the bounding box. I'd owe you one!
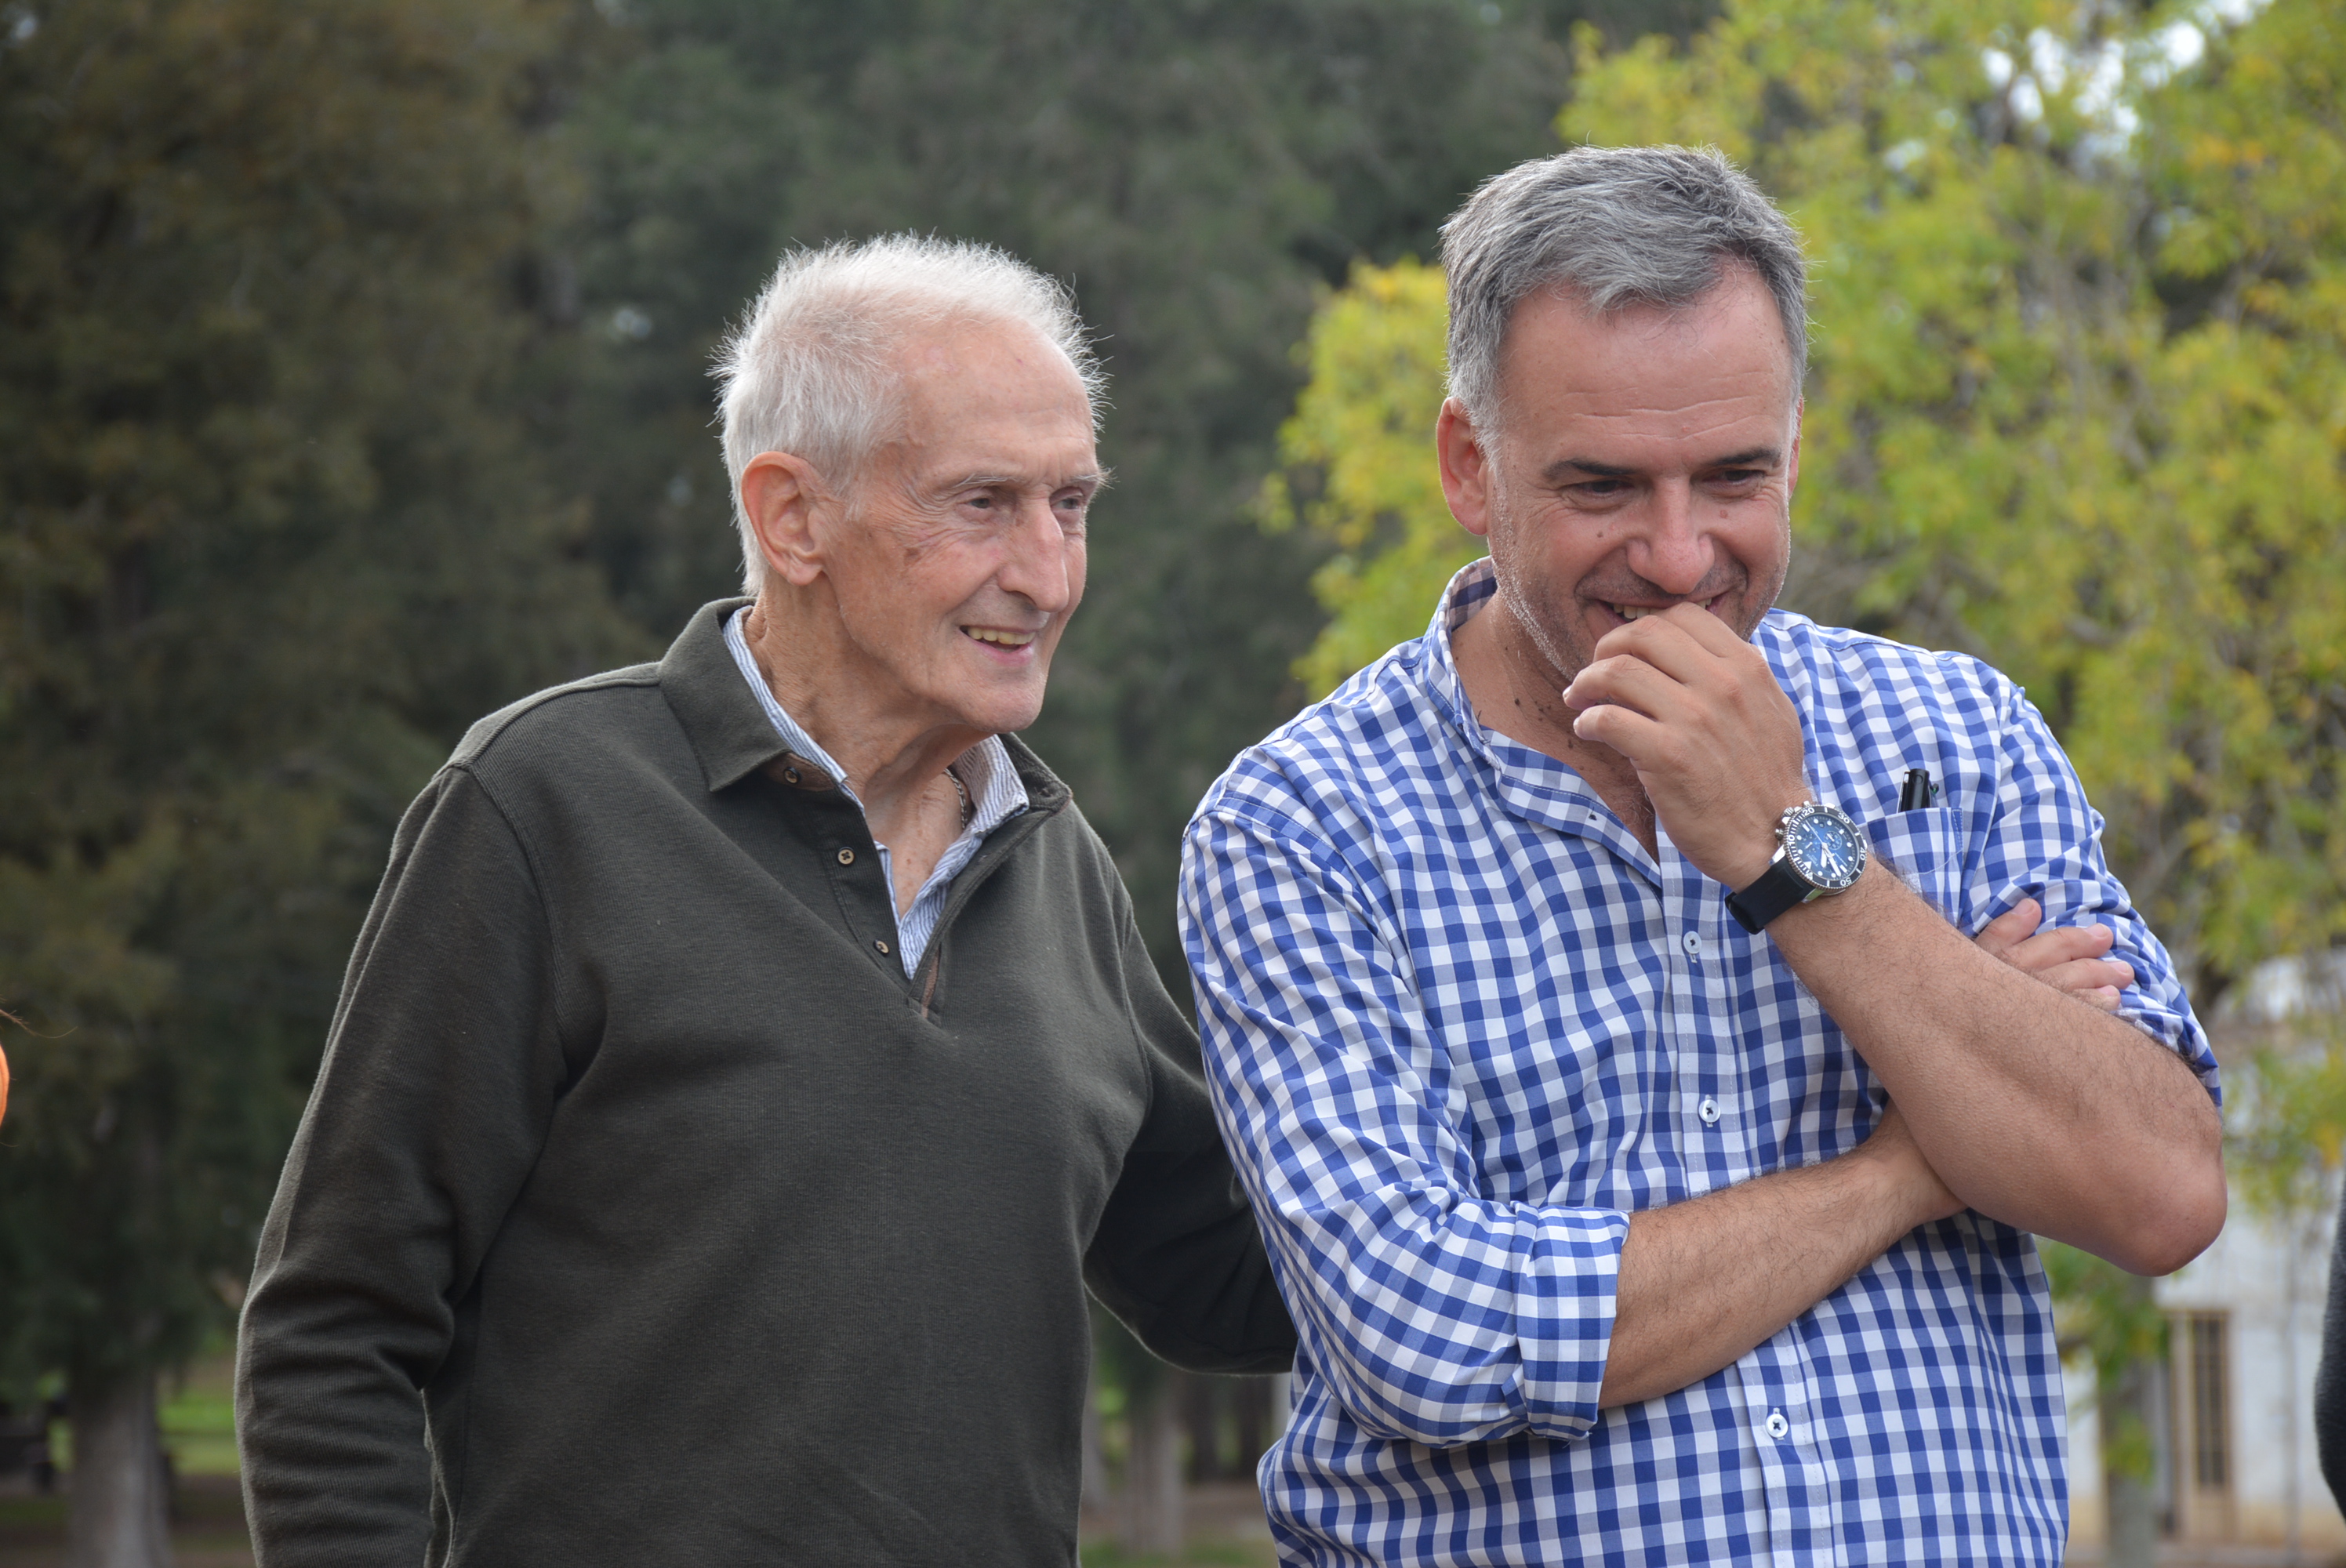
[881,321,1100,487]
[1494,267,1801,426]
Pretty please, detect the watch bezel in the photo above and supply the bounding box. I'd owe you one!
[1777,800,1865,895]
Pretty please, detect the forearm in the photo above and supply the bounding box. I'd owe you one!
[1600,1116,1952,1406]
[1767,862,2224,1272]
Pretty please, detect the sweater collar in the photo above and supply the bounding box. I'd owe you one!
[657,597,1071,817]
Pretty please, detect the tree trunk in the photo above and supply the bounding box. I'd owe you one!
[1119,1377,1184,1558]
[67,1369,173,1568]
[2102,1322,2159,1568]
[1182,1372,1220,1483]
[1233,1375,1273,1479]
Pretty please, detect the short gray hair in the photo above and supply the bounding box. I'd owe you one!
[1439,145,1808,426]
[713,234,1104,594]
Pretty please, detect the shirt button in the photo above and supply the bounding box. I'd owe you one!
[1682,931,1703,956]
[837,847,856,866]
[873,938,890,955]
[1698,1098,1721,1125]
[1765,1410,1789,1440]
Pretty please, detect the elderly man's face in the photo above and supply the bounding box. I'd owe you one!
[1443,266,1800,687]
[822,321,1099,739]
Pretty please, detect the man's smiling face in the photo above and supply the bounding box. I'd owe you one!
[1454,264,1801,688]
[819,318,1101,740]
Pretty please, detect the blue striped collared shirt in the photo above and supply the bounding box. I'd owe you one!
[1178,560,2218,1567]
[724,607,1026,976]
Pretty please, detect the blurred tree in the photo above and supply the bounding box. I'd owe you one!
[1260,0,2346,1559]
[0,1,638,1561]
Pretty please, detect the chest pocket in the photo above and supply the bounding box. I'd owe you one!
[1866,807,1974,932]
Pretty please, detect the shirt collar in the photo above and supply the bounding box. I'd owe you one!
[721,606,1028,832]
[1421,557,1636,851]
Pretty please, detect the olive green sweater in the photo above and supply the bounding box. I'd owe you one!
[236,600,1295,1567]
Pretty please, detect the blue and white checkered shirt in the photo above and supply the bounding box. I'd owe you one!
[724,607,1026,977]
[1179,560,2219,1567]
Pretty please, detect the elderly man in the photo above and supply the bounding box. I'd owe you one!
[237,236,1294,1566]
[1180,147,2225,1565]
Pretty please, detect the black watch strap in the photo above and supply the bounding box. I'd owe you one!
[1726,859,1811,935]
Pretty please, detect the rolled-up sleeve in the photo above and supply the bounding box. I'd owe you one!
[1179,804,1625,1449]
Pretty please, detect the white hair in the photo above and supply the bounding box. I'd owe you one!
[711,234,1105,595]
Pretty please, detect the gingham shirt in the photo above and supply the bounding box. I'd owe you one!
[1179,561,2218,1567]
[723,607,1026,976]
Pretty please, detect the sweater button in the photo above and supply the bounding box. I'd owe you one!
[873,938,890,956]
[837,847,855,866]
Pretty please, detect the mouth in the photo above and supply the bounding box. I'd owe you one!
[1600,592,1727,624]
[961,625,1039,651]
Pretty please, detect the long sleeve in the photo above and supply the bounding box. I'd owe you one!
[1084,906,1296,1375]
[1178,805,1625,1449]
[236,767,568,1568]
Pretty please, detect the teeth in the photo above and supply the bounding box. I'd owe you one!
[1608,598,1719,621]
[964,626,1036,647]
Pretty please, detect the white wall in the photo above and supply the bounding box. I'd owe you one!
[2065,1205,2344,1551]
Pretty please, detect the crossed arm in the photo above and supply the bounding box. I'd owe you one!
[1568,606,2226,1406]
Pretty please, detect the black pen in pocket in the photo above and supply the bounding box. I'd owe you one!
[1898,768,1939,811]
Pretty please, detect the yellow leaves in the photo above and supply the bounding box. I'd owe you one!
[1561,24,1754,166]
[1261,258,1474,692]
[1263,0,2346,980]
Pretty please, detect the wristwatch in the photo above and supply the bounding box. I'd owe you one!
[1725,800,1868,934]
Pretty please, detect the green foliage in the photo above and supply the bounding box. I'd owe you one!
[1273,0,2346,1000]
[2225,1028,2346,1225]
[2039,1241,2164,1480]
[0,0,640,1388]
[1260,259,1473,695]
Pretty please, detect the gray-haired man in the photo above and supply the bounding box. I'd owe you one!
[237,236,1294,1567]
[1180,147,2223,1565]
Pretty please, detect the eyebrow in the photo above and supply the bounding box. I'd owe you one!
[942,469,1113,492]
[1542,447,1783,483]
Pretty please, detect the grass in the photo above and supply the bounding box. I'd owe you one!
[159,1358,239,1478]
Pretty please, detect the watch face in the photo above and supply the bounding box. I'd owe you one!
[1783,804,1866,892]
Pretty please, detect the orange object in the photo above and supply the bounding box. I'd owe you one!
[0,1040,9,1127]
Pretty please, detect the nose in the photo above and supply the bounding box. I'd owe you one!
[995,495,1079,615]
[1629,477,1717,597]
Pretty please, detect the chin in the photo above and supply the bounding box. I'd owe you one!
[953,693,1047,739]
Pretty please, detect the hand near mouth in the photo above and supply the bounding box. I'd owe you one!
[1561,601,1810,889]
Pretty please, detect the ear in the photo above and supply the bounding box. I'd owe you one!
[1436,398,1495,539]
[740,452,832,588]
